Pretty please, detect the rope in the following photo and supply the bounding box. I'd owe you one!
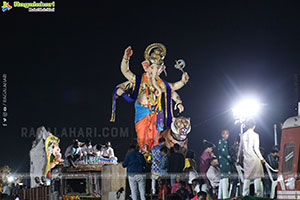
[235,161,278,187]
[236,162,278,173]
[264,162,278,173]
[236,164,244,171]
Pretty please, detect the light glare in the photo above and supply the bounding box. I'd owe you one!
[7,176,14,183]
[232,98,260,121]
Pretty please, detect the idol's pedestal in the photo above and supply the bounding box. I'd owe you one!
[48,163,126,200]
[101,163,126,200]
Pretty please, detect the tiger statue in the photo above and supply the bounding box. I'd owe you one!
[160,116,191,154]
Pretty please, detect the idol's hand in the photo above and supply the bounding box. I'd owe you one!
[181,72,189,84]
[175,103,184,113]
[124,46,133,59]
[178,104,184,113]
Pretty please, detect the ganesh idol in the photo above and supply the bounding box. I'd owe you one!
[111,43,189,149]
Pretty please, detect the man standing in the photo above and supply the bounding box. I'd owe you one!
[206,157,221,196]
[217,129,232,199]
[150,138,166,194]
[267,145,279,171]
[200,140,215,192]
[122,144,146,200]
[265,145,279,197]
[158,147,169,177]
[238,119,265,197]
[168,143,185,186]
[229,136,240,198]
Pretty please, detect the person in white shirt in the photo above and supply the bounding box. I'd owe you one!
[81,140,94,156]
[81,139,94,164]
[206,157,221,196]
[101,141,118,161]
[191,179,201,196]
[237,119,265,197]
[64,139,83,167]
[93,144,104,157]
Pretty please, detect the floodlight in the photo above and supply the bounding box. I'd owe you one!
[232,98,260,122]
[7,175,14,183]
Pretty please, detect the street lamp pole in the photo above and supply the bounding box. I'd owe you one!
[274,124,278,146]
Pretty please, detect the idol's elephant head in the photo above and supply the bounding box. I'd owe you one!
[142,60,166,97]
[142,43,167,97]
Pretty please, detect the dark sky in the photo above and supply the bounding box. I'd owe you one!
[1,1,300,173]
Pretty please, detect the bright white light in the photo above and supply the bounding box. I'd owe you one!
[7,176,14,183]
[232,98,260,121]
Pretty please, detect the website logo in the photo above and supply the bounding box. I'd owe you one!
[14,1,55,12]
[2,1,55,12]
[2,1,12,12]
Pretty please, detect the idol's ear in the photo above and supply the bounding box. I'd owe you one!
[142,60,150,72]
[188,117,191,122]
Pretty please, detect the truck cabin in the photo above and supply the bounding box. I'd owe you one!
[277,115,300,199]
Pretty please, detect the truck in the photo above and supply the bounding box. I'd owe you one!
[277,114,300,199]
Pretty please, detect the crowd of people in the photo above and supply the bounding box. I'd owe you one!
[122,119,280,200]
[64,139,118,167]
[0,166,22,199]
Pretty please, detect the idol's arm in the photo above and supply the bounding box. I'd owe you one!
[120,46,135,83]
[172,91,184,113]
[169,72,189,91]
[115,81,133,96]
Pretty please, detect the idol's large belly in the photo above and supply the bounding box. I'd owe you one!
[136,90,160,106]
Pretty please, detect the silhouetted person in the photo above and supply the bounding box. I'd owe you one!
[151,137,166,194]
[122,144,146,200]
[168,144,185,186]
[200,140,215,192]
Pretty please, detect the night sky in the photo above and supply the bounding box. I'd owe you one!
[1,1,300,173]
